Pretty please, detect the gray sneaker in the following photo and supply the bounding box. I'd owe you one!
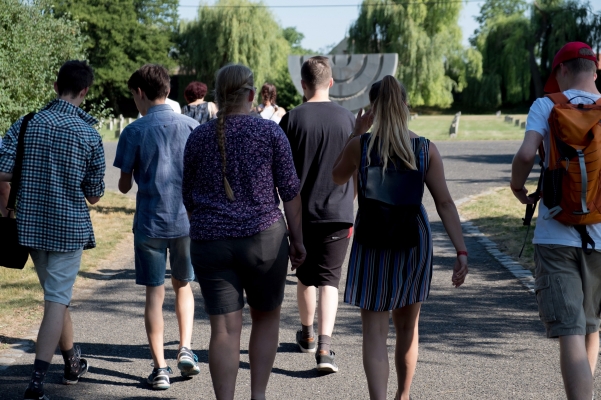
[147,366,172,390]
[315,350,338,373]
[177,347,200,377]
[296,330,316,354]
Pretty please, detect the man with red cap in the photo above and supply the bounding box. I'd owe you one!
[511,42,600,399]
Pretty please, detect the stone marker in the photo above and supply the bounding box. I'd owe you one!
[521,121,526,129]
[116,115,124,139]
[449,112,461,138]
[288,53,399,112]
[515,119,520,126]
[496,110,501,117]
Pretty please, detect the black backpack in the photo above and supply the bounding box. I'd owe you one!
[354,136,426,249]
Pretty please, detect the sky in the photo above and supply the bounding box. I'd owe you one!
[178,1,601,51]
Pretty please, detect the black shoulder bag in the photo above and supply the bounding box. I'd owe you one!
[355,137,426,249]
[0,112,35,269]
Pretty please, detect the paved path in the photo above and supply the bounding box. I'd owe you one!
[2,140,596,399]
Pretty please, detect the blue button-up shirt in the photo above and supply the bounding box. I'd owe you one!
[114,104,199,238]
[0,99,106,251]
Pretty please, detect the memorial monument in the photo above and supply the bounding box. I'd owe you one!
[288,53,398,112]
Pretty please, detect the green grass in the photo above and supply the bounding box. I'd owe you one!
[458,181,538,272]
[408,114,528,141]
[0,191,135,341]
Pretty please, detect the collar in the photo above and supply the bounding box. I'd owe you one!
[147,104,173,114]
[45,99,98,126]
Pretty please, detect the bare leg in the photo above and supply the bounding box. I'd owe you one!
[35,301,68,362]
[58,308,74,351]
[392,303,422,400]
[172,277,194,349]
[297,281,316,327]
[145,285,166,368]
[361,309,390,400]
[559,335,593,400]
[249,306,281,400]
[585,332,599,376]
[317,285,338,336]
[208,310,243,400]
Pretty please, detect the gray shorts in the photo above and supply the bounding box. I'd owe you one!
[30,248,83,306]
[534,244,601,338]
[190,218,289,315]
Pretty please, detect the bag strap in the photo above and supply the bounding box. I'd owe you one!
[545,93,570,104]
[6,112,36,214]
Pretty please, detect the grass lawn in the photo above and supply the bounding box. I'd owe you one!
[458,181,538,273]
[0,191,135,344]
[409,114,528,141]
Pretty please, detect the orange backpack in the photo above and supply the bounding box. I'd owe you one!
[537,92,601,252]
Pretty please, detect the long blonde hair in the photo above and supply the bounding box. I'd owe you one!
[367,75,416,171]
[214,64,254,201]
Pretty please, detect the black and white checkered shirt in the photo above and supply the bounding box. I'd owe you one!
[0,99,105,252]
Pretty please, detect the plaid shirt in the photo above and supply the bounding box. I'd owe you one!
[0,99,105,252]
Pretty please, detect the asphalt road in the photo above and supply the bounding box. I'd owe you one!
[2,140,591,399]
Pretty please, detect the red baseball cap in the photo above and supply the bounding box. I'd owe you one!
[544,42,598,93]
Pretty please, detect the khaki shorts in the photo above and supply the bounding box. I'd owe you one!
[534,244,601,338]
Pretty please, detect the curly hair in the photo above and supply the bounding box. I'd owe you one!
[184,81,208,103]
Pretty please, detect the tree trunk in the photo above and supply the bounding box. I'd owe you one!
[528,43,544,98]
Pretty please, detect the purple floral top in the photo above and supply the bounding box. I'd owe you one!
[183,115,300,241]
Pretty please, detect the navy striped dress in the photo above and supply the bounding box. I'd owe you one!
[344,136,433,311]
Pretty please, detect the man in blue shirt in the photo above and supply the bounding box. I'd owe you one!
[0,60,105,400]
[114,64,200,390]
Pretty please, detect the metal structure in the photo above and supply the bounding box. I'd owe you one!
[287,53,399,112]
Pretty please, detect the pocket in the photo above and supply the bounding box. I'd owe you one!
[534,275,557,323]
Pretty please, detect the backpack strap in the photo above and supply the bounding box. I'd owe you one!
[545,93,570,104]
[6,112,36,215]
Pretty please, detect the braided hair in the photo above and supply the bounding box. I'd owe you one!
[214,64,255,201]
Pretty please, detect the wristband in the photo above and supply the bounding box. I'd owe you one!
[457,251,468,257]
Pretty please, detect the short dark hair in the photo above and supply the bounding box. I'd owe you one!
[261,83,277,104]
[184,81,208,103]
[127,64,170,101]
[301,56,332,90]
[56,60,94,97]
[562,48,598,75]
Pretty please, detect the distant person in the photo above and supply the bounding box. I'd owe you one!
[114,64,201,390]
[332,76,468,400]
[182,81,217,124]
[279,56,355,373]
[257,83,286,124]
[0,60,105,400]
[511,42,601,400]
[182,63,305,400]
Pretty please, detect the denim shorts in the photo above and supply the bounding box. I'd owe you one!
[134,232,194,287]
[534,244,601,338]
[30,248,83,306]
[190,218,289,315]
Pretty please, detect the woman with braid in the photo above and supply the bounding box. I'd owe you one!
[182,64,305,400]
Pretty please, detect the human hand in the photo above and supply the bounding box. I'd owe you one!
[352,108,373,137]
[289,241,306,271]
[511,185,534,204]
[452,255,468,287]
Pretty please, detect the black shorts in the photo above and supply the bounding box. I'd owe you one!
[296,223,352,289]
[190,218,289,315]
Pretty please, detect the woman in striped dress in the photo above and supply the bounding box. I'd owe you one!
[332,76,468,400]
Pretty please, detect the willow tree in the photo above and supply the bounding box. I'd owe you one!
[178,0,291,104]
[0,0,85,133]
[348,0,466,108]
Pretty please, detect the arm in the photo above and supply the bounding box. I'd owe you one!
[510,131,543,204]
[0,172,12,182]
[332,136,361,185]
[424,142,468,287]
[118,171,134,194]
[0,181,9,217]
[283,194,306,269]
[82,138,105,204]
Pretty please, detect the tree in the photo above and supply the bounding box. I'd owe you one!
[178,0,291,108]
[0,0,85,133]
[51,0,179,115]
[349,0,467,108]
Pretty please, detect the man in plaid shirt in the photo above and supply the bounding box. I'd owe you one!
[0,60,105,400]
